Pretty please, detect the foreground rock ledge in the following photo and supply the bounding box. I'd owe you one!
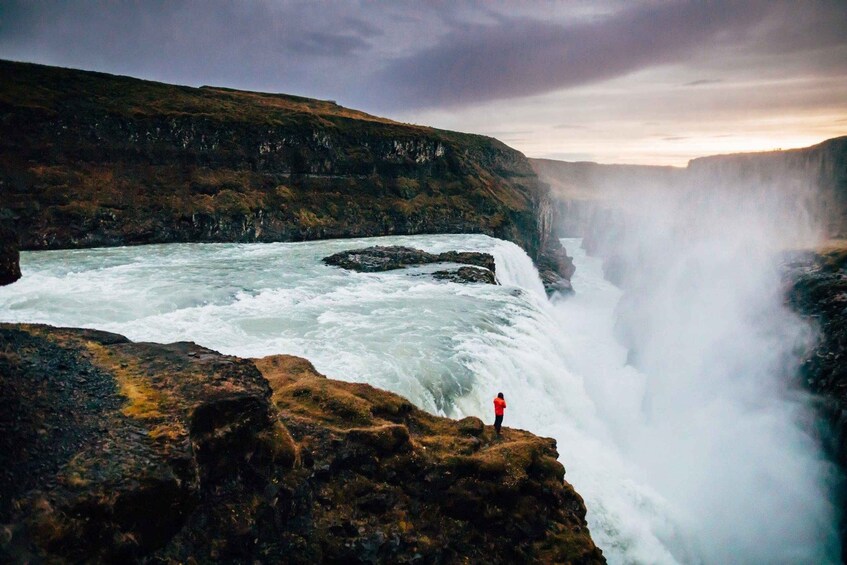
[0,324,604,564]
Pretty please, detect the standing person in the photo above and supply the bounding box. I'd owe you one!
[493,392,506,436]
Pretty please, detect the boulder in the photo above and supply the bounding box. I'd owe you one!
[325,245,499,284]
[433,266,497,284]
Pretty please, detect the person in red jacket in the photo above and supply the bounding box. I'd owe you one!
[493,392,506,436]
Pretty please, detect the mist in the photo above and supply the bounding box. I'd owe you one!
[575,160,841,561]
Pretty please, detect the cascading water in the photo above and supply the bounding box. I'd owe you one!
[0,231,839,563]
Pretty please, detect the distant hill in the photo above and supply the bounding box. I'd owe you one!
[0,60,572,290]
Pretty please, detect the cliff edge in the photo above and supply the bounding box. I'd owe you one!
[0,323,603,563]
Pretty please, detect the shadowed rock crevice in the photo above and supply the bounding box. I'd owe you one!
[0,225,20,286]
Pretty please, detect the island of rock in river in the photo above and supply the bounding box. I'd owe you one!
[323,245,498,284]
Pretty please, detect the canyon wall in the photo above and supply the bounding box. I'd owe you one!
[0,60,571,291]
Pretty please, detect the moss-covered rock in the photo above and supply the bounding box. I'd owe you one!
[0,325,604,563]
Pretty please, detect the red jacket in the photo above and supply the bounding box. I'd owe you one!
[494,397,506,416]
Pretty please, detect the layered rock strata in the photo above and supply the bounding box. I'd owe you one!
[0,60,574,294]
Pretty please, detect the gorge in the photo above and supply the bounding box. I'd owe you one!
[2,60,847,564]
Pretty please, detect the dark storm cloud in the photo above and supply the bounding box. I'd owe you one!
[373,0,847,109]
[0,0,379,100]
[0,0,845,113]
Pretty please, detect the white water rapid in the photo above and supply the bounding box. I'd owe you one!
[0,233,839,563]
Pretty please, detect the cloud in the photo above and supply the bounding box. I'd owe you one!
[684,79,723,87]
[372,2,765,108]
[0,0,385,100]
[372,1,847,109]
[0,0,845,164]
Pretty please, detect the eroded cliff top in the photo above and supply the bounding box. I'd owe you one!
[0,323,603,563]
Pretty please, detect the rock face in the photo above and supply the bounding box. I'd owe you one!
[787,249,847,462]
[785,247,847,561]
[0,60,574,293]
[323,246,498,284]
[0,324,288,563]
[0,324,603,563]
[688,137,847,238]
[0,225,20,286]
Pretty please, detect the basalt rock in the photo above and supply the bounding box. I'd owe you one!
[433,266,497,285]
[0,324,604,563]
[0,324,288,563]
[786,248,847,463]
[323,245,497,284]
[785,247,847,561]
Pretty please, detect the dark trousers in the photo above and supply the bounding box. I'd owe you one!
[494,414,503,434]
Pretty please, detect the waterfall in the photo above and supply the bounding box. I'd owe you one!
[0,232,839,563]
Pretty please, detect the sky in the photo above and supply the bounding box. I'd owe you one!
[1,0,845,166]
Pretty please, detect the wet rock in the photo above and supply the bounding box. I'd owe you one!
[323,245,496,278]
[785,247,847,561]
[433,266,496,285]
[323,246,438,272]
[0,225,21,286]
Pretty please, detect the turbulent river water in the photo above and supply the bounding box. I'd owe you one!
[0,234,840,563]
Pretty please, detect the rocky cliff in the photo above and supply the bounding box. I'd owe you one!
[532,136,847,239]
[0,323,603,563]
[0,60,572,292]
[786,246,847,561]
[787,247,847,462]
[688,137,847,238]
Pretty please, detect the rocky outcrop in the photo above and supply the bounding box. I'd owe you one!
[433,266,497,284]
[785,247,847,562]
[324,245,494,272]
[0,225,20,286]
[0,324,288,563]
[786,249,847,462]
[0,60,574,293]
[0,324,603,563]
[323,246,498,284]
